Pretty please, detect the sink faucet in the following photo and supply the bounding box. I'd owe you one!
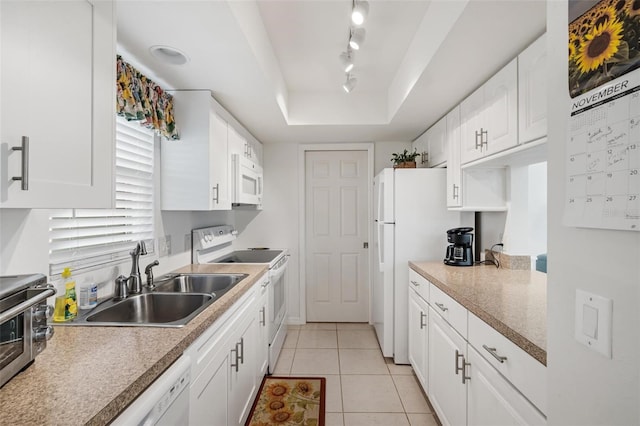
[128,241,148,294]
[145,260,160,289]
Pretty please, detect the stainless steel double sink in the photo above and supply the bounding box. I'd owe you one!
[66,273,247,328]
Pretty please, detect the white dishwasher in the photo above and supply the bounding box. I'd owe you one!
[112,355,191,426]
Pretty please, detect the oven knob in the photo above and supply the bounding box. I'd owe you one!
[34,326,54,342]
[33,304,54,321]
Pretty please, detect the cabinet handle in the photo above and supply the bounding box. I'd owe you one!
[482,344,507,363]
[212,184,219,204]
[410,280,419,287]
[230,346,239,372]
[11,136,29,190]
[420,311,426,329]
[435,302,448,312]
[455,349,464,375]
[238,337,244,364]
[452,184,459,200]
[260,307,266,326]
[474,130,482,150]
[421,151,428,165]
[462,357,471,384]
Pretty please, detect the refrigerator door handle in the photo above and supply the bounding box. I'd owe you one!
[377,222,385,271]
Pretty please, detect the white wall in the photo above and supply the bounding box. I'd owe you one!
[547,3,640,424]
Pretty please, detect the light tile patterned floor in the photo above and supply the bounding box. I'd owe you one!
[273,323,440,426]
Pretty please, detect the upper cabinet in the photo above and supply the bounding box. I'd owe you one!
[412,131,429,167]
[426,116,448,167]
[460,58,518,164]
[446,107,462,208]
[518,34,547,144]
[229,126,262,167]
[0,0,115,208]
[161,90,232,211]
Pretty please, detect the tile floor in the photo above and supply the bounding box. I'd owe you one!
[271,323,440,426]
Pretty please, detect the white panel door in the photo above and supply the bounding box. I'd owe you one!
[446,107,462,208]
[306,150,369,322]
[408,288,429,391]
[427,115,448,167]
[518,33,548,144]
[484,58,518,156]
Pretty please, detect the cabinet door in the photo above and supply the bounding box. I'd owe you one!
[229,303,259,426]
[228,126,246,158]
[429,307,467,426]
[256,278,270,379]
[484,58,518,156]
[412,131,429,168]
[1,0,115,208]
[210,112,232,210]
[427,116,448,167]
[459,86,485,165]
[467,347,547,426]
[518,34,547,144]
[408,289,429,392]
[190,334,231,426]
[446,107,462,208]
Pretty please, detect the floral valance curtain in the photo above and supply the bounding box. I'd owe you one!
[116,55,179,140]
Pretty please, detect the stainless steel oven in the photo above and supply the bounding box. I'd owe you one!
[0,274,55,388]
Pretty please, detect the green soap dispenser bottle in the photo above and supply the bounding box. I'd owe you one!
[53,267,78,322]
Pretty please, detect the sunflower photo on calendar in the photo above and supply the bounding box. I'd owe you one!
[569,0,640,97]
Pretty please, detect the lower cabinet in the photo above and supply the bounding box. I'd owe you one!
[408,287,429,391]
[467,346,546,426]
[187,274,270,426]
[256,277,270,380]
[409,268,547,426]
[428,307,468,426]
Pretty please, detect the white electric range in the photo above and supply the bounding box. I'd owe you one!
[191,225,288,373]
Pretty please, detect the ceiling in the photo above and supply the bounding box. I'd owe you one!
[116,0,546,145]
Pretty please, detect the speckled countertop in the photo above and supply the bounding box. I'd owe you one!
[409,261,547,366]
[0,264,268,426]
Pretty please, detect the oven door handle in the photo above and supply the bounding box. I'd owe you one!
[0,287,55,324]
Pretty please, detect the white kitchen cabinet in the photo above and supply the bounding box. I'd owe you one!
[0,0,115,208]
[187,275,269,426]
[427,116,448,167]
[446,107,462,208]
[412,131,429,168]
[518,33,547,144]
[460,58,518,164]
[229,125,263,167]
[161,90,232,210]
[408,287,429,392]
[256,275,270,380]
[467,346,547,426]
[429,306,468,426]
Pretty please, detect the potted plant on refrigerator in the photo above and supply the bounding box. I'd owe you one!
[391,149,419,168]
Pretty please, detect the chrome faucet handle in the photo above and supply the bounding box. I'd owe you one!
[114,275,129,300]
[144,260,160,289]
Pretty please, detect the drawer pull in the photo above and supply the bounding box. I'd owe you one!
[455,349,464,375]
[420,311,426,329]
[410,280,419,287]
[230,346,239,372]
[483,344,507,363]
[435,302,448,312]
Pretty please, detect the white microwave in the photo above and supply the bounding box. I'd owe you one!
[232,154,263,207]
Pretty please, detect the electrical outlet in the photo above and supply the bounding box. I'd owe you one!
[184,233,192,251]
[158,236,172,257]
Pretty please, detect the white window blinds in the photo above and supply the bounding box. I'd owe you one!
[49,117,155,276]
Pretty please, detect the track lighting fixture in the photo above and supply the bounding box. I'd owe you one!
[342,74,357,93]
[349,27,366,50]
[339,48,355,73]
[351,1,369,26]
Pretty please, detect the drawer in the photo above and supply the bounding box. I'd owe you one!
[409,268,429,303]
[468,312,547,415]
[429,283,467,338]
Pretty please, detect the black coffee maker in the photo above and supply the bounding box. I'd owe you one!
[444,227,474,266]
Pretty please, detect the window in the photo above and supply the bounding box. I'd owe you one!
[49,117,155,276]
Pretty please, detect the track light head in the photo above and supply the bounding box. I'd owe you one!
[342,74,357,93]
[339,49,355,73]
[349,28,366,50]
[351,1,369,26]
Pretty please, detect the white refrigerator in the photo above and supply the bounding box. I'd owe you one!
[373,168,461,364]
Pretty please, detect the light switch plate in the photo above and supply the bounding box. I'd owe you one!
[575,289,612,358]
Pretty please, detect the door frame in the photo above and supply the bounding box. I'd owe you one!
[297,143,374,324]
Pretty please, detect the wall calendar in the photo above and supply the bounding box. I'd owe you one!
[565,0,640,231]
